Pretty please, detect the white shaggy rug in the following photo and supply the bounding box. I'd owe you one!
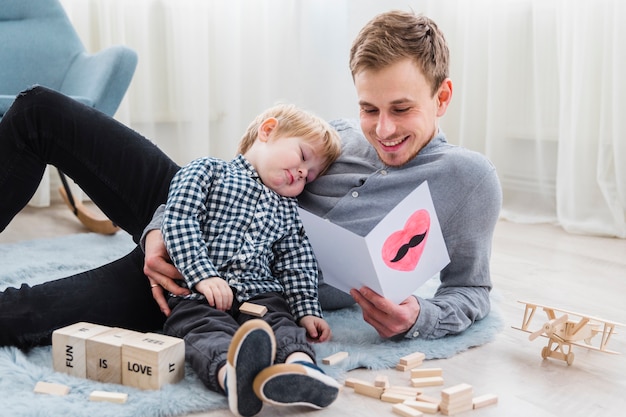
[0,232,504,417]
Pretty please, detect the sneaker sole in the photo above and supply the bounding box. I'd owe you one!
[253,363,340,409]
[227,320,276,417]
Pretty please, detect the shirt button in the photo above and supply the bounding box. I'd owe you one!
[412,331,420,337]
[351,191,359,198]
[380,169,388,175]
[238,254,246,261]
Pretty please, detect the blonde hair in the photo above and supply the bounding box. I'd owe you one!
[237,104,341,175]
[349,11,449,96]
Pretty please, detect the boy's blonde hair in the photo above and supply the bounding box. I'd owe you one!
[237,104,342,176]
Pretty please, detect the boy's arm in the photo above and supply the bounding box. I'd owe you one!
[273,219,324,322]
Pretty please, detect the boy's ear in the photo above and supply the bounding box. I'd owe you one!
[258,117,278,142]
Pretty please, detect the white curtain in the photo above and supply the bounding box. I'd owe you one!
[50,0,624,238]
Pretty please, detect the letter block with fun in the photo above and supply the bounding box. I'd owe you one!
[52,322,112,378]
[86,328,142,384]
[122,332,185,390]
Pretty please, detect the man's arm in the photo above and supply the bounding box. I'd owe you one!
[402,165,502,339]
[350,287,420,339]
[141,204,188,316]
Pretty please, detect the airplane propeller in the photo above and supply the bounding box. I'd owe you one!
[529,314,569,341]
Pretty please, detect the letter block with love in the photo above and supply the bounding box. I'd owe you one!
[86,328,143,384]
[52,322,112,378]
[121,332,185,390]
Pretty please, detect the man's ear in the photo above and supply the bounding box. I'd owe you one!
[435,78,453,117]
[258,117,278,142]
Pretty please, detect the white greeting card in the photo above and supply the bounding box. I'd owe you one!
[298,181,450,303]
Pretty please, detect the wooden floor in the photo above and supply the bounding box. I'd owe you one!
[2,204,626,417]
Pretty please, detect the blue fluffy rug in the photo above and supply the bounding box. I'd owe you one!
[0,232,504,416]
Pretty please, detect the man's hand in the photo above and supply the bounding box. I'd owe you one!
[196,278,233,311]
[299,315,332,343]
[350,286,420,339]
[143,229,189,316]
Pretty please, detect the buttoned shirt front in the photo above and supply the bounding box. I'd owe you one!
[162,154,322,320]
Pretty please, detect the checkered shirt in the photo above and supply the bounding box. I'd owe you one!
[161,154,322,320]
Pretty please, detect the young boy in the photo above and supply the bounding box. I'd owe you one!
[160,104,342,417]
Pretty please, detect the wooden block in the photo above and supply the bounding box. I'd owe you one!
[381,391,415,403]
[473,393,498,409]
[410,376,444,387]
[410,368,442,378]
[441,392,473,408]
[239,302,267,317]
[440,402,473,416]
[52,322,112,378]
[353,381,385,399]
[122,332,185,390]
[89,390,129,404]
[441,383,473,402]
[399,351,426,366]
[322,351,349,365]
[396,363,414,371]
[344,377,370,388]
[374,374,390,388]
[386,385,423,397]
[416,393,440,404]
[403,400,439,414]
[33,381,70,396]
[392,403,424,417]
[86,328,142,384]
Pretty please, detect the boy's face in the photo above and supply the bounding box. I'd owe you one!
[354,58,451,167]
[254,135,326,198]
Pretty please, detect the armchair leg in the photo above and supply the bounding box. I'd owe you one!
[57,169,120,235]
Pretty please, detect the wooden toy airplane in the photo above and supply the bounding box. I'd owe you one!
[513,300,623,365]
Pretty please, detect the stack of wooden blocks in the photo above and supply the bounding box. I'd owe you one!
[341,351,498,416]
[440,383,473,415]
[51,322,185,391]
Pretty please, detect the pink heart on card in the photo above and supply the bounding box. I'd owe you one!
[381,209,430,271]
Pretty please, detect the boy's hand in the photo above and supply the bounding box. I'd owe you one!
[299,315,332,343]
[196,277,233,311]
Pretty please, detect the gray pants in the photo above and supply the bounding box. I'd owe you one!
[164,292,315,394]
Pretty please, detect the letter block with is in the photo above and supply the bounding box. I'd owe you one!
[122,332,185,390]
[86,328,142,384]
[52,322,112,378]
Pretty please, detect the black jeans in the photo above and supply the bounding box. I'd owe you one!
[165,292,316,393]
[0,86,180,349]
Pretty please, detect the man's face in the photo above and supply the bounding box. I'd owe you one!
[354,58,448,167]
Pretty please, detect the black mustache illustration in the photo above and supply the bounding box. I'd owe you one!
[390,232,427,263]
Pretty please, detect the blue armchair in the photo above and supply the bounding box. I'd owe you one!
[0,0,138,234]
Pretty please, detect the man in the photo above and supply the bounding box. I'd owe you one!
[144,11,502,340]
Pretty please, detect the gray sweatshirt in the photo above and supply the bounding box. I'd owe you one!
[298,119,502,339]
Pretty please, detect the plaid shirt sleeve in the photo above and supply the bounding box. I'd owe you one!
[161,158,220,289]
[272,211,323,320]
